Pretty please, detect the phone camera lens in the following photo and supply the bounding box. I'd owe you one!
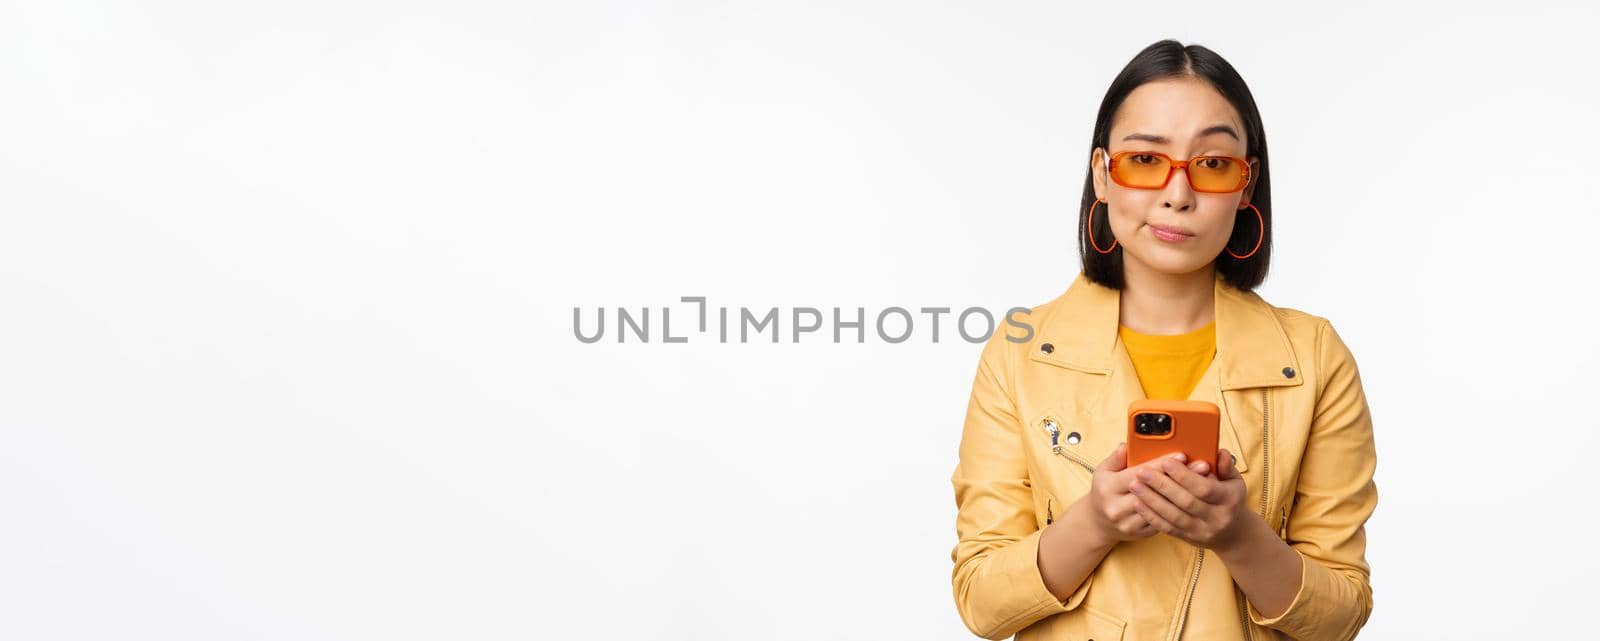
[1133,412,1171,436]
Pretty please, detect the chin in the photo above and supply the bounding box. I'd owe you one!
[1125,244,1215,275]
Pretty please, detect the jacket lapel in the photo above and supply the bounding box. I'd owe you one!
[1033,271,1306,475]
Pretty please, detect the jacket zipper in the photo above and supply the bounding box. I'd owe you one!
[1171,548,1204,641]
[1041,418,1089,527]
[1043,418,1094,472]
[1238,388,1272,641]
[1259,388,1271,521]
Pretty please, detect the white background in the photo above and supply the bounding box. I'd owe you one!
[2,1,1595,639]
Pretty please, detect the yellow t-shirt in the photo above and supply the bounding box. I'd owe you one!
[1118,319,1217,400]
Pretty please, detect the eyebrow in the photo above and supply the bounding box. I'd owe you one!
[1121,124,1241,144]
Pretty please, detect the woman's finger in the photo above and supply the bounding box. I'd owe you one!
[1113,453,1183,494]
[1216,448,1242,481]
[1130,495,1178,535]
[1118,512,1156,537]
[1098,442,1129,472]
[1157,457,1224,505]
[1129,478,1195,531]
[1137,464,1208,512]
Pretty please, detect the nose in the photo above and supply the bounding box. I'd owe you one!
[1162,165,1195,212]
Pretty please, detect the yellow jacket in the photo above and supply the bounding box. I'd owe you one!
[950,271,1378,641]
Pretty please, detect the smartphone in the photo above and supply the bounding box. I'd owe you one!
[1126,399,1220,471]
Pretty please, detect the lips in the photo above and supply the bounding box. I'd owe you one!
[1146,223,1195,237]
[1146,223,1196,242]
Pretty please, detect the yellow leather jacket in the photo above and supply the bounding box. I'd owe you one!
[950,271,1378,641]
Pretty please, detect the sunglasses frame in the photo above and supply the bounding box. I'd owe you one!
[1104,149,1252,194]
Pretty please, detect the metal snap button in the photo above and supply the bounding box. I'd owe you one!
[1041,343,1054,354]
[1282,366,1295,378]
[1066,431,1081,445]
[1229,452,1237,465]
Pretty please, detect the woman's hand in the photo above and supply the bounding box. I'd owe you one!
[1127,447,1251,551]
[1084,442,1192,545]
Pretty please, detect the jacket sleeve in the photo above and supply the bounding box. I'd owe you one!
[951,329,1092,640]
[1247,319,1379,641]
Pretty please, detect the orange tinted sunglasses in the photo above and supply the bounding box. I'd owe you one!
[1105,150,1251,193]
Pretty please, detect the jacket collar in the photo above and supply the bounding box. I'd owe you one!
[1033,270,1303,391]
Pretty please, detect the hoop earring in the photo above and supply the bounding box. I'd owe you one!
[1227,201,1264,260]
[1088,198,1117,254]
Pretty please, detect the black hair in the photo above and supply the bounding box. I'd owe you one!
[1078,39,1272,291]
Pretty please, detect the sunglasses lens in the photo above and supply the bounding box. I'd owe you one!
[1189,156,1246,192]
[1112,152,1248,192]
[1113,153,1172,188]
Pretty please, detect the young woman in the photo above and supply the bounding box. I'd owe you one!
[950,40,1378,641]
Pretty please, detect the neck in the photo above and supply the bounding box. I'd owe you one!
[1118,259,1216,335]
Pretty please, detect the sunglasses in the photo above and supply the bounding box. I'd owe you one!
[1104,150,1251,193]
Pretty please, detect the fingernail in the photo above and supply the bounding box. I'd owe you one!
[1171,452,1188,462]
[1130,482,1144,494]
[1137,469,1153,482]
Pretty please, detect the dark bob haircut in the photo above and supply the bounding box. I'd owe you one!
[1078,39,1272,291]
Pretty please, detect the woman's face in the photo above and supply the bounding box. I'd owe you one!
[1092,77,1259,276]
